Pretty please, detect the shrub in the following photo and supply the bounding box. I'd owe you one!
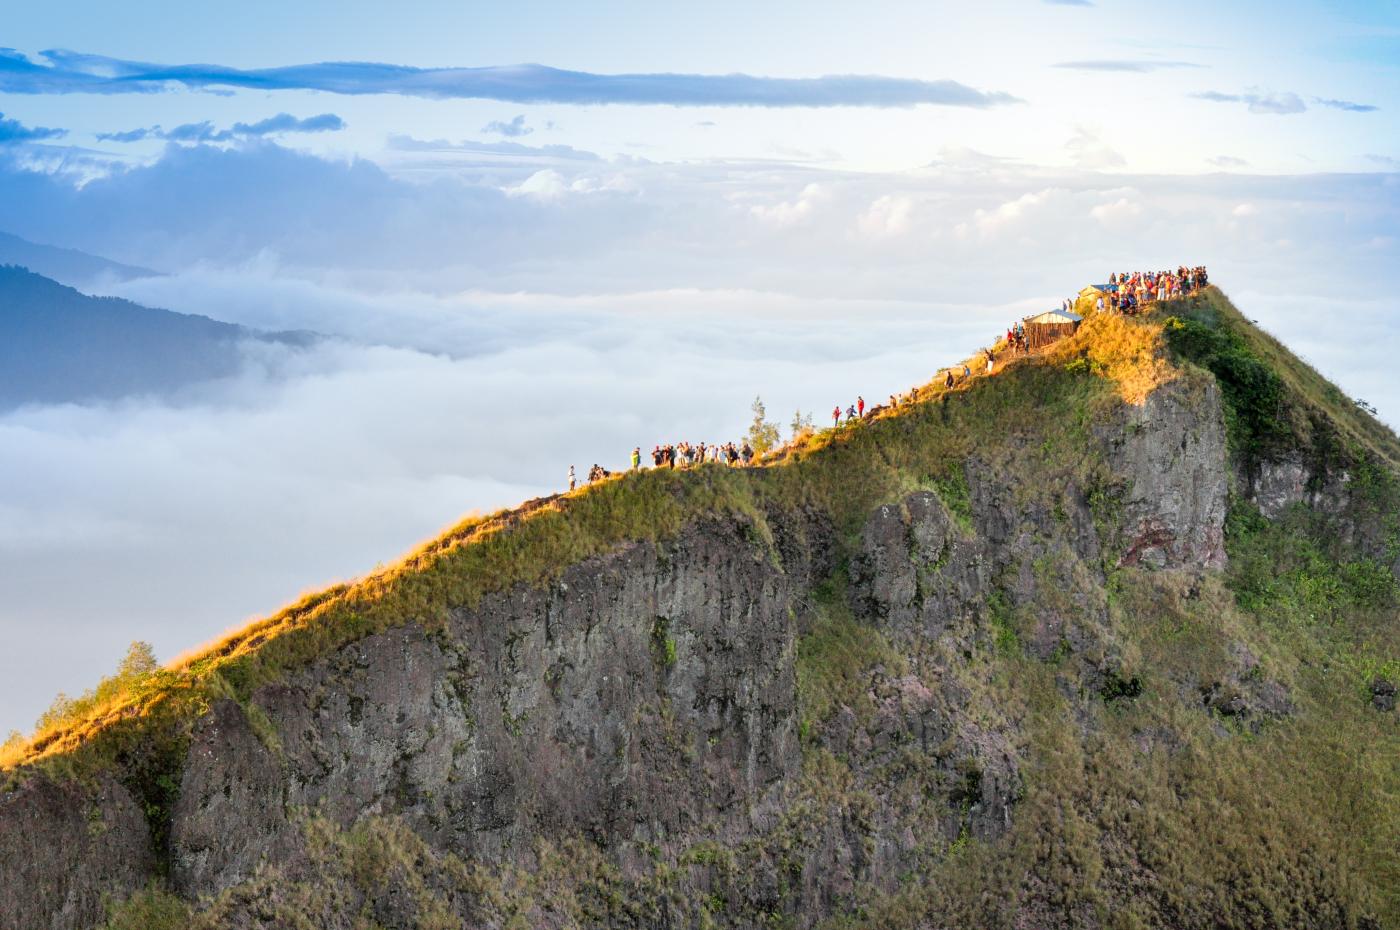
[101,883,190,930]
[1164,316,1286,459]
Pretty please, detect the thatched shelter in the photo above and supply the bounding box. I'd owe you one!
[1023,309,1082,349]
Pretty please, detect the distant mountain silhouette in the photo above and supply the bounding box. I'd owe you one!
[0,266,315,409]
[0,231,159,288]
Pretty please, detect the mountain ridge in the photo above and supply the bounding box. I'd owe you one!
[0,265,317,409]
[2,286,1397,930]
[0,231,160,288]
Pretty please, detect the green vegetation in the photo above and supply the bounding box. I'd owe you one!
[1163,314,1286,459]
[795,577,905,735]
[100,883,190,930]
[34,641,161,734]
[651,616,678,670]
[1164,288,1400,472]
[1227,499,1399,627]
[930,466,972,533]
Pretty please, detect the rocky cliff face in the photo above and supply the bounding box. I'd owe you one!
[4,296,1397,930]
[1,377,1233,930]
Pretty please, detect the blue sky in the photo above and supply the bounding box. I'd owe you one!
[2,0,1398,172]
[0,0,1397,734]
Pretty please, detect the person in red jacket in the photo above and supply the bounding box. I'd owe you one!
[832,405,841,427]
[857,396,865,418]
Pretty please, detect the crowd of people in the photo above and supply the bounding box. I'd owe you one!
[650,441,754,468]
[567,267,1210,490]
[1101,265,1209,314]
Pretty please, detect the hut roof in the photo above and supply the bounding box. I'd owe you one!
[1079,284,1113,297]
[1024,309,1083,325]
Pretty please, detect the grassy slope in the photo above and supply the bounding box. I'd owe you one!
[11,287,1400,929]
[0,293,1168,778]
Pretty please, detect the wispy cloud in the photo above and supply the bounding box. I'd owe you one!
[97,112,345,143]
[482,114,532,137]
[1191,90,1306,115]
[0,111,65,144]
[0,49,1019,109]
[1207,155,1250,168]
[1192,89,1377,116]
[1313,96,1378,113]
[1055,60,1198,72]
[387,134,601,161]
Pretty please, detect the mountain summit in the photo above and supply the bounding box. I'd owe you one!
[2,287,1396,930]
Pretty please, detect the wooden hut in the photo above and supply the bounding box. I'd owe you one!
[1023,309,1082,349]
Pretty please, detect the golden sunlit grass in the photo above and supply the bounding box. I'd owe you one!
[0,290,1269,775]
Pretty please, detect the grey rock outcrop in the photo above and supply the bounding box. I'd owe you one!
[0,773,154,930]
[1104,377,1229,570]
[170,513,815,899]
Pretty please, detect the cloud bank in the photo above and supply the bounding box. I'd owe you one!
[0,111,65,144]
[1313,97,1379,113]
[1193,89,1378,116]
[97,112,345,143]
[0,49,1019,108]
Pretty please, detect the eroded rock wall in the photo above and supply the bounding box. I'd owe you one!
[0,376,1245,930]
[169,512,823,899]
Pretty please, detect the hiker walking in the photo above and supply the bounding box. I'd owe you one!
[846,403,857,423]
[944,369,954,389]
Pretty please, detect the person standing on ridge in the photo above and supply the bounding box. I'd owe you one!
[631,447,641,470]
[857,396,865,418]
[568,465,576,491]
[832,405,841,428]
[945,369,955,389]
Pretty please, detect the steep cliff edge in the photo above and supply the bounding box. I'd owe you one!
[2,288,1397,930]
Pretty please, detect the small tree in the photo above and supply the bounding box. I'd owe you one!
[790,409,815,442]
[32,640,161,734]
[116,641,160,679]
[746,396,781,456]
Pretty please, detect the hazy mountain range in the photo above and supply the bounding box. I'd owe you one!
[0,230,159,289]
[0,259,315,409]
